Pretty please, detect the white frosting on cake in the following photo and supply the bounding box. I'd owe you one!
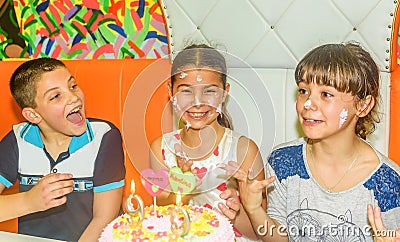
[99,205,235,241]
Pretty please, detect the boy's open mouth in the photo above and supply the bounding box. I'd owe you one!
[67,107,83,124]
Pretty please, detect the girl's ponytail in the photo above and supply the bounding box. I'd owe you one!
[217,102,233,129]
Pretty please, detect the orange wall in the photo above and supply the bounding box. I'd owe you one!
[389,3,400,165]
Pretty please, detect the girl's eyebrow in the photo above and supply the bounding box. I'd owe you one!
[176,84,220,89]
[176,84,191,89]
[203,84,219,88]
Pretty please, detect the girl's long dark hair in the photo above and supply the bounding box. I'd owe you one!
[171,44,233,129]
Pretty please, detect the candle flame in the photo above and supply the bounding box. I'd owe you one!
[176,191,181,206]
[131,179,135,194]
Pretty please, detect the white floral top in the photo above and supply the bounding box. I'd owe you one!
[161,128,241,208]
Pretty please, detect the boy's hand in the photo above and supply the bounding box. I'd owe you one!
[367,205,400,242]
[27,173,74,212]
[218,188,240,221]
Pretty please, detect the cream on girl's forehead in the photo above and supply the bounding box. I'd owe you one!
[179,71,188,79]
[196,75,203,82]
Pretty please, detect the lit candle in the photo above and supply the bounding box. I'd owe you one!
[170,191,190,236]
[176,190,182,207]
[125,179,144,222]
[153,196,157,216]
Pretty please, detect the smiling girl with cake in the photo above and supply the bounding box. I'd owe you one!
[149,44,266,241]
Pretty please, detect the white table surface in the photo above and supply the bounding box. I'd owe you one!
[0,231,64,241]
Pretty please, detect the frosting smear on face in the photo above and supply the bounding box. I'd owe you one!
[339,108,348,128]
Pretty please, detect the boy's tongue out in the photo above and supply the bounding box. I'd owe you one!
[67,112,83,124]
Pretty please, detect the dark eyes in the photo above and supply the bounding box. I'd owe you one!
[180,88,217,94]
[180,89,191,94]
[298,88,308,95]
[322,92,333,98]
[298,89,333,98]
[49,84,78,101]
[205,89,216,93]
[50,94,60,101]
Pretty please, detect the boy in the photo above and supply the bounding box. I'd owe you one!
[0,58,126,241]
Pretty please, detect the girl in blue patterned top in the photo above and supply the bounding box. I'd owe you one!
[230,42,400,241]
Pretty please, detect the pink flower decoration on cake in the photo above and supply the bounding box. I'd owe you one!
[130,230,143,236]
[204,203,212,209]
[156,231,168,238]
[208,219,220,227]
[194,207,204,213]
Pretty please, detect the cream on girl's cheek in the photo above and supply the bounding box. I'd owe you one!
[185,120,191,130]
[172,96,181,111]
[216,103,222,114]
[339,108,348,128]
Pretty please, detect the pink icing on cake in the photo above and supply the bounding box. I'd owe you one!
[99,205,235,241]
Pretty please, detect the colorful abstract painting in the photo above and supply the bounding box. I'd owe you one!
[0,0,169,59]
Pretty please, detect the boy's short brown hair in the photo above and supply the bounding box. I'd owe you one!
[10,58,66,109]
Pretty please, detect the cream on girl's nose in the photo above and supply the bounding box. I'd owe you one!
[304,99,312,109]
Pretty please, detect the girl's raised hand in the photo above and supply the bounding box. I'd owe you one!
[174,143,203,187]
[367,204,400,242]
[218,188,240,221]
[236,173,275,215]
[174,143,193,173]
[220,161,275,214]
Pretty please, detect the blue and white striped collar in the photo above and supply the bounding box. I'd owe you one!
[19,119,94,153]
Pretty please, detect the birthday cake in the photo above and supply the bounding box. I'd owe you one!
[99,204,235,241]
